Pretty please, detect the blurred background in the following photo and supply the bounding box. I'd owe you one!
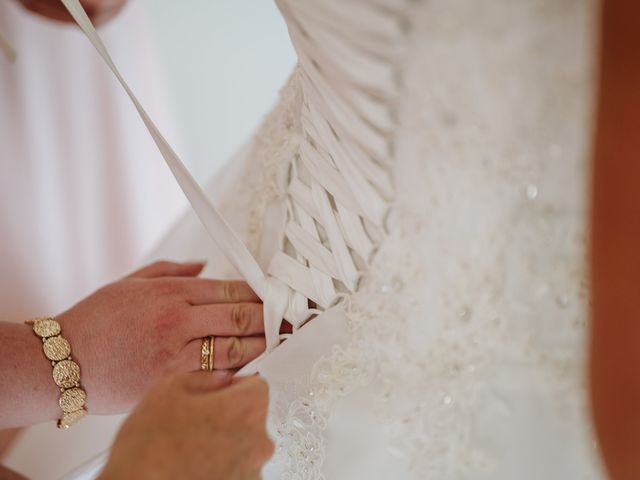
[0,0,294,478]
[143,0,295,182]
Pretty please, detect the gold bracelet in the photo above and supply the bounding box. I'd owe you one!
[26,317,87,428]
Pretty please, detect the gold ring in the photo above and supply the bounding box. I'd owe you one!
[201,336,212,371]
[209,335,215,371]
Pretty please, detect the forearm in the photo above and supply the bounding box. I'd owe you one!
[0,322,60,428]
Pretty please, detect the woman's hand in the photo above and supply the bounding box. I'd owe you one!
[18,0,127,25]
[58,261,266,414]
[100,372,274,480]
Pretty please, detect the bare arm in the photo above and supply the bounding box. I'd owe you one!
[0,261,267,430]
[0,322,61,427]
[589,0,640,478]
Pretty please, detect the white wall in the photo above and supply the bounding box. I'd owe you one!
[143,0,296,183]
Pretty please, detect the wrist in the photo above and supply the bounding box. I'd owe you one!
[24,317,88,428]
[16,323,60,422]
[56,310,98,411]
[0,322,60,427]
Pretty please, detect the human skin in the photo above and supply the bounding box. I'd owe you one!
[17,0,127,25]
[589,0,640,478]
[99,372,274,480]
[0,261,268,428]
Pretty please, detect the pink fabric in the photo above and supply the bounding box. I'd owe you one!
[0,1,185,477]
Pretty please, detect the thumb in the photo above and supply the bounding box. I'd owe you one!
[180,370,234,394]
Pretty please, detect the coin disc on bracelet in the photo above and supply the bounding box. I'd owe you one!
[59,409,86,429]
[59,387,87,413]
[43,336,71,361]
[33,318,61,338]
[53,360,81,388]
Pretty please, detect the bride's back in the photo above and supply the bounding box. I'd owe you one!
[260,1,602,478]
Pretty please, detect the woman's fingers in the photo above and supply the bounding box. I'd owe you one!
[186,303,264,338]
[213,337,266,370]
[181,337,266,371]
[18,0,127,25]
[127,263,260,305]
[127,260,205,279]
[180,279,261,305]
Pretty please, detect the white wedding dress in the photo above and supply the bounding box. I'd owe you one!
[63,0,605,478]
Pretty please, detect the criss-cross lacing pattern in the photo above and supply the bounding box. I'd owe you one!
[262,0,406,336]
